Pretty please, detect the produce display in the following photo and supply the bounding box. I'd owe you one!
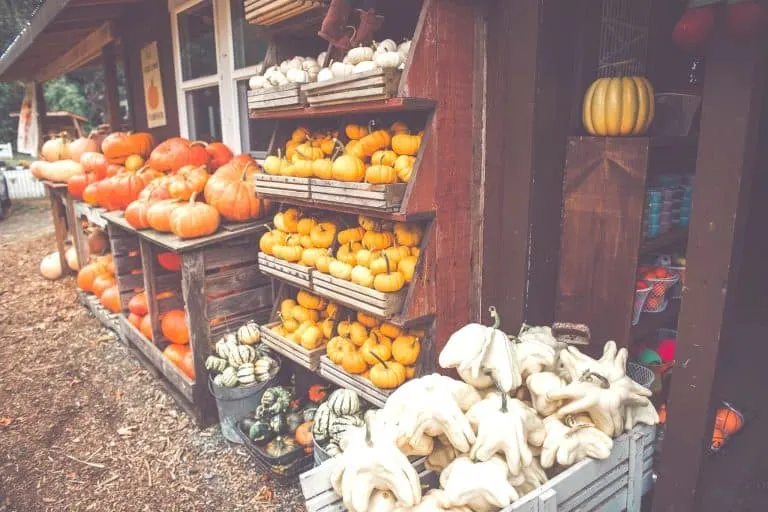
[325,310,659,511]
[582,76,655,137]
[263,122,420,184]
[76,254,122,314]
[260,209,423,292]
[206,323,279,388]
[268,290,338,351]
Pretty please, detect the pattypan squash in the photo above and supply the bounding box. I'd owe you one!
[509,457,548,496]
[526,372,566,417]
[439,456,519,512]
[540,414,613,468]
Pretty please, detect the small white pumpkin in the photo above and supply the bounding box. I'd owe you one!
[65,246,79,271]
[302,58,319,71]
[331,61,354,77]
[287,68,310,84]
[267,71,288,86]
[353,61,379,74]
[304,63,321,76]
[40,252,62,280]
[317,51,328,67]
[264,65,280,77]
[248,75,269,90]
[375,39,397,54]
[374,51,402,69]
[279,60,292,73]
[317,67,335,82]
[347,46,375,65]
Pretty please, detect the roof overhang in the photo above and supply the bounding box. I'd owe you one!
[0,0,147,82]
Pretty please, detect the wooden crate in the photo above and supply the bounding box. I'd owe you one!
[248,83,306,112]
[244,0,323,26]
[255,174,311,200]
[77,289,120,334]
[71,200,108,268]
[319,356,391,407]
[106,224,143,315]
[258,252,313,288]
[310,180,407,212]
[301,457,436,512]
[302,69,402,107]
[312,271,406,319]
[260,321,325,371]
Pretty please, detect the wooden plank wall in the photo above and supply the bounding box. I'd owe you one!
[118,0,179,140]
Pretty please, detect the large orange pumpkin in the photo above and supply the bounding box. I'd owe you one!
[68,136,99,163]
[163,344,193,378]
[138,176,173,201]
[92,274,116,298]
[80,152,108,179]
[147,199,182,232]
[100,285,122,313]
[206,142,234,170]
[128,292,148,316]
[77,262,107,292]
[125,199,153,229]
[67,173,96,200]
[157,252,181,272]
[147,138,209,173]
[102,132,155,165]
[140,314,154,340]
[161,309,189,344]
[169,194,221,239]
[168,165,210,200]
[204,156,272,222]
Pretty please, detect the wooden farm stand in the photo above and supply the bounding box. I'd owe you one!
[102,211,273,425]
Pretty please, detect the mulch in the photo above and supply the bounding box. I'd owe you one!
[0,214,304,511]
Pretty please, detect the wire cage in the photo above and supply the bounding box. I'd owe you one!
[597,0,651,78]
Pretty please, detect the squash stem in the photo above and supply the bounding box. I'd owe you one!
[370,351,389,369]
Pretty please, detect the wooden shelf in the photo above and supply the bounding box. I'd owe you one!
[632,299,681,341]
[640,229,689,254]
[249,97,436,120]
[273,196,434,222]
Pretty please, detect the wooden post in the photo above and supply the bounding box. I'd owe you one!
[652,33,768,512]
[35,81,47,144]
[102,41,121,131]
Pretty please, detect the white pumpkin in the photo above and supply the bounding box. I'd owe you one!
[331,61,354,77]
[374,51,402,69]
[317,51,328,67]
[249,75,270,90]
[267,70,288,86]
[304,63,321,76]
[398,40,412,56]
[40,252,62,280]
[346,46,375,65]
[279,60,292,73]
[264,65,280,76]
[65,246,79,271]
[353,61,379,74]
[317,67,335,82]
[375,39,397,54]
[302,58,319,71]
[287,68,310,84]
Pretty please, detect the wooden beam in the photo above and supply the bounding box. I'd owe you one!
[652,32,768,512]
[35,82,48,142]
[102,41,121,130]
[35,22,115,82]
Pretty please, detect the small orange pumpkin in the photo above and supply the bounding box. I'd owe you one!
[169,193,221,239]
[100,285,122,313]
[168,165,210,200]
[147,199,182,233]
[204,156,272,222]
[161,309,190,344]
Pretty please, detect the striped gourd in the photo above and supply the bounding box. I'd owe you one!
[327,389,360,416]
[329,414,365,445]
[312,402,335,444]
[237,321,261,345]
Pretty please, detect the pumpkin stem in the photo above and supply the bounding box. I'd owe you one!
[189,192,199,203]
[241,163,253,181]
[277,148,282,159]
[370,350,389,369]
[383,253,391,274]
[330,138,343,161]
[488,306,500,330]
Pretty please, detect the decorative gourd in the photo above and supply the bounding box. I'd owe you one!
[349,322,369,346]
[312,402,335,444]
[310,222,337,248]
[216,367,239,388]
[373,255,405,293]
[308,384,329,403]
[338,226,365,245]
[353,61,379,74]
[329,260,353,280]
[147,137,209,173]
[237,364,257,385]
[365,163,397,184]
[351,265,375,288]
[101,132,155,165]
[362,231,394,251]
[327,336,355,365]
[169,193,221,239]
[582,76,655,136]
[254,355,278,382]
[332,154,366,182]
[368,352,406,389]
[374,51,403,69]
[264,435,301,460]
[100,285,122,313]
[205,355,228,373]
[92,274,116,297]
[128,292,148,316]
[329,414,365,445]
[146,199,182,233]
[30,160,84,183]
[261,386,292,415]
[168,164,210,201]
[392,335,420,366]
[248,420,275,444]
[392,134,421,156]
[341,348,368,375]
[274,208,299,232]
[361,332,392,365]
[237,321,261,345]
[358,127,391,157]
[398,255,418,282]
[302,404,320,422]
[439,456,519,511]
[345,123,369,140]
[269,413,289,434]
[327,389,361,416]
[205,142,234,170]
[161,310,189,345]
[356,312,379,329]
[229,344,257,367]
[40,252,63,280]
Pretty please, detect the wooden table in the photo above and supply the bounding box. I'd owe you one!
[42,181,76,274]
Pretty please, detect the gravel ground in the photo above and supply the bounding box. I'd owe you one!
[0,202,303,511]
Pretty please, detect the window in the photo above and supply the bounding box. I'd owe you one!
[171,0,273,155]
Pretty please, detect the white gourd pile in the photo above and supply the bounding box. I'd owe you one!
[248,39,411,91]
[328,308,659,512]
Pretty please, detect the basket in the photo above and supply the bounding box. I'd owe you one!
[627,362,655,389]
[645,274,679,298]
[236,425,314,485]
[667,266,686,299]
[632,287,652,326]
[643,297,668,313]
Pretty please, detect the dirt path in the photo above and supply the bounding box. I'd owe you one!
[0,203,303,511]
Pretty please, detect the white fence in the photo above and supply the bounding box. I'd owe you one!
[2,167,46,199]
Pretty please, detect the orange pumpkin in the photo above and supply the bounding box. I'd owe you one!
[161,309,190,344]
[92,274,116,298]
[147,199,182,233]
[67,173,96,200]
[147,137,210,173]
[80,152,108,179]
[139,176,173,201]
[68,136,99,163]
[157,252,181,272]
[101,132,155,165]
[169,194,221,239]
[128,312,143,329]
[100,285,122,313]
[205,142,234,170]
[140,314,154,340]
[77,262,107,292]
[128,292,148,316]
[163,344,193,378]
[168,165,210,200]
[101,168,162,211]
[204,156,272,222]
[82,182,100,205]
[125,199,153,229]
[179,350,195,379]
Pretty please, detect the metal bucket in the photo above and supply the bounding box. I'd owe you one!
[209,363,279,443]
[313,437,332,466]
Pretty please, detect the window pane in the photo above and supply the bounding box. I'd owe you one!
[186,86,221,142]
[237,80,275,157]
[178,0,217,81]
[231,1,269,69]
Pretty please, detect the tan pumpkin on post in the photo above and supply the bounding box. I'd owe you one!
[582,76,655,136]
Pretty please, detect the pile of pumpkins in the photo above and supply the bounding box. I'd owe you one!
[122,250,181,342]
[263,122,421,184]
[327,311,424,390]
[325,312,660,512]
[269,290,340,351]
[76,253,121,315]
[248,52,326,89]
[260,209,423,293]
[206,321,279,388]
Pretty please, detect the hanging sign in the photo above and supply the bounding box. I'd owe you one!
[16,83,39,157]
[141,41,167,128]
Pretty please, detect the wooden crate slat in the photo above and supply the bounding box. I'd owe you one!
[156,293,185,314]
[308,88,389,107]
[204,242,262,271]
[73,201,107,229]
[319,356,391,407]
[310,192,395,210]
[249,96,305,111]
[258,253,312,288]
[116,272,144,292]
[114,254,142,275]
[111,236,140,255]
[302,69,398,92]
[256,186,312,200]
[309,94,391,108]
[312,271,393,302]
[260,322,325,370]
[248,86,302,102]
[207,286,273,318]
[255,174,312,199]
[155,272,183,292]
[304,75,393,96]
[205,264,270,297]
[312,275,388,308]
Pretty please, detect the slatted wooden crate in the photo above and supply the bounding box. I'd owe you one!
[312,271,406,319]
[248,83,306,112]
[258,252,313,288]
[319,356,391,407]
[77,289,121,334]
[105,224,144,316]
[301,457,436,512]
[310,180,407,212]
[244,0,323,26]
[302,69,403,107]
[261,321,325,371]
[71,200,108,269]
[255,174,311,199]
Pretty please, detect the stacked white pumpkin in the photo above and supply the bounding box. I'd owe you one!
[327,310,660,512]
[248,52,326,90]
[205,321,280,388]
[318,39,411,82]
